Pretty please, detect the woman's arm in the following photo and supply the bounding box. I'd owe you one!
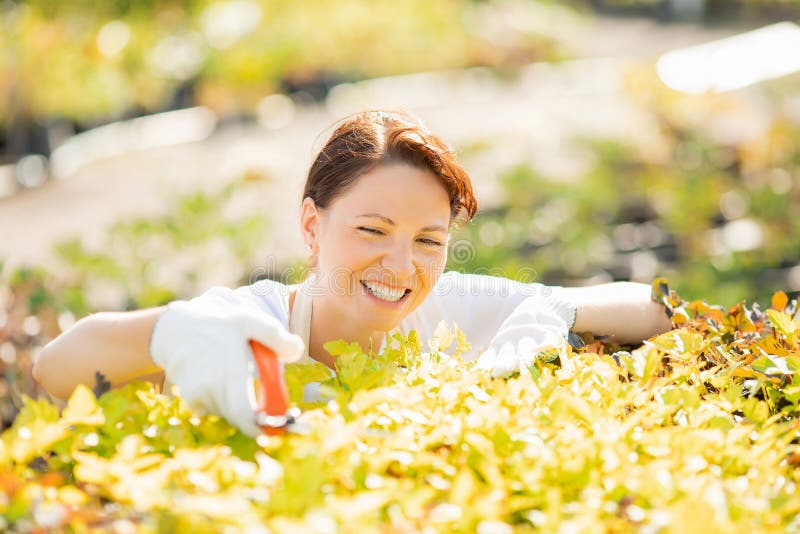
[32,307,167,400]
[558,282,673,345]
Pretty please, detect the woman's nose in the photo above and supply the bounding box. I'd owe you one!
[380,240,416,280]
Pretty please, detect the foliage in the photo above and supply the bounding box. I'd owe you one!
[52,172,276,313]
[0,264,65,430]
[2,282,800,531]
[0,0,569,127]
[448,68,800,308]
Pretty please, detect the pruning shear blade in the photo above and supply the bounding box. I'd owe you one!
[248,339,307,436]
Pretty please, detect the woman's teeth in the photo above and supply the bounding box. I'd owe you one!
[361,281,408,302]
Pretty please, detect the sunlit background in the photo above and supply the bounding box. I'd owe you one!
[2,0,800,424]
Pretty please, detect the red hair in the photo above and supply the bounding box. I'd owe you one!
[302,110,478,230]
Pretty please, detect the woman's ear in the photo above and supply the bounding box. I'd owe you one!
[300,197,320,251]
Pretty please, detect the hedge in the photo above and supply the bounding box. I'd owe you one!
[2,279,800,532]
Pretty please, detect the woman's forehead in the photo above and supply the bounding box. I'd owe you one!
[337,164,450,209]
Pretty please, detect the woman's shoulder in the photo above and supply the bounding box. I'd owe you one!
[236,277,294,318]
[191,278,293,324]
[233,277,295,299]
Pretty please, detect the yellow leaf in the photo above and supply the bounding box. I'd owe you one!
[58,486,89,506]
[9,421,68,464]
[453,322,472,360]
[72,450,110,484]
[428,320,455,353]
[730,366,759,379]
[63,385,105,426]
[766,309,798,338]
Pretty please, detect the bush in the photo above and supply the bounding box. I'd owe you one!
[0,0,570,129]
[2,280,800,532]
[449,67,800,308]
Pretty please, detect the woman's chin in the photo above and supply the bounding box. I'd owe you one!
[357,315,401,333]
[353,304,403,333]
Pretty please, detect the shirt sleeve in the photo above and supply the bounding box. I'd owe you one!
[160,281,292,323]
[415,271,577,360]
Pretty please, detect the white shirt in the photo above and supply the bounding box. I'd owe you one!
[222,270,575,359]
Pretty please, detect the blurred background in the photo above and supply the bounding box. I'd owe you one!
[2,0,800,426]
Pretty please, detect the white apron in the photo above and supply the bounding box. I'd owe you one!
[287,275,316,365]
[289,274,389,365]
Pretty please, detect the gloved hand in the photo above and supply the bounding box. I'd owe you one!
[476,295,573,378]
[149,287,304,437]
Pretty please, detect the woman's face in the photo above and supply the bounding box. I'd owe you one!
[301,162,451,332]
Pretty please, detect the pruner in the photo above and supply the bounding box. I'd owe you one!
[248,339,393,440]
[248,339,306,436]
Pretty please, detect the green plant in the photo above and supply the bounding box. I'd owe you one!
[2,281,800,532]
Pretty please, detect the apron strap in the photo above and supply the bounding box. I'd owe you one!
[289,274,337,402]
[288,275,315,364]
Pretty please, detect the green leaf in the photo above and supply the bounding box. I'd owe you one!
[752,355,795,377]
[285,362,335,405]
[766,309,798,338]
[10,395,61,427]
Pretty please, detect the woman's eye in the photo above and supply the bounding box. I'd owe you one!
[358,227,442,246]
[358,227,383,235]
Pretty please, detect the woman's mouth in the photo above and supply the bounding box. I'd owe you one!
[360,280,412,306]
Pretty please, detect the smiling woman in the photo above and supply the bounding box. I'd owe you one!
[32,110,672,437]
[298,162,453,367]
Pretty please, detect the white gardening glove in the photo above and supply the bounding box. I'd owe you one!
[476,295,573,378]
[149,288,304,437]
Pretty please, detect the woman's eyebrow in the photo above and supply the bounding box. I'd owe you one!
[357,213,447,233]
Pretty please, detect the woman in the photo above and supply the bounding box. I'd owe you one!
[33,110,672,437]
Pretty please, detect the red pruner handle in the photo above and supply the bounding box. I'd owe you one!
[249,339,290,436]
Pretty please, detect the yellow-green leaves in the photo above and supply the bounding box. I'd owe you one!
[62,385,105,426]
[4,285,800,531]
[751,354,798,377]
[328,339,396,395]
[428,320,455,354]
[284,362,334,406]
[3,395,67,465]
[766,309,798,343]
